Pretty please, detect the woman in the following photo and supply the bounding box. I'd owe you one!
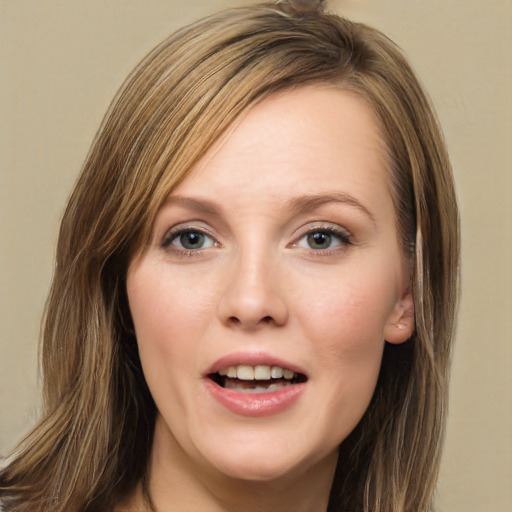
[0,1,459,511]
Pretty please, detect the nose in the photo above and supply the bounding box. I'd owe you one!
[216,250,288,330]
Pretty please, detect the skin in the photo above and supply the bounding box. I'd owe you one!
[125,86,414,512]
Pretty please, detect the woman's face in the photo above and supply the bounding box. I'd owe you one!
[127,86,414,484]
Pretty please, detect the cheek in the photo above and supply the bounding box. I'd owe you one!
[126,265,218,425]
[127,268,195,387]
[296,274,396,353]
[128,264,214,348]
[294,270,395,408]
[305,281,388,424]
[310,290,385,385]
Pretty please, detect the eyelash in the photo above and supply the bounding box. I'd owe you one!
[161,225,352,257]
[161,227,219,256]
[294,226,352,254]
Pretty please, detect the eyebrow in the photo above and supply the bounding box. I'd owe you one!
[165,192,376,224]
[164,196,222,216]
[286,193,376,224]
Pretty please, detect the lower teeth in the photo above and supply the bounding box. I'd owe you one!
[223,379,289,393]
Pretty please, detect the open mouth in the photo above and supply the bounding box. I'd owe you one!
[208,364,308,394]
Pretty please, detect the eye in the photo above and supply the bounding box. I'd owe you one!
[163,228,217,251]
[296,227,351,251]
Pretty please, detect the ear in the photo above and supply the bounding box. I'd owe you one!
[384,290,415,344]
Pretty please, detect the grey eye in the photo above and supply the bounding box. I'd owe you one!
[307,231,334,250]
[296,229,348,250]
[178,231,206,249]
[165,229,216,251]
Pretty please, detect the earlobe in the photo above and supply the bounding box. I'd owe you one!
[384,291,415,344]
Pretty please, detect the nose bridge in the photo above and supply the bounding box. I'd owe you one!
[217,241,288,329]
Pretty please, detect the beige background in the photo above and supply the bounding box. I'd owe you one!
[1,1,511,510]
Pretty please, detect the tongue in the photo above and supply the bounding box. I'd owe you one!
[224,378,290,394]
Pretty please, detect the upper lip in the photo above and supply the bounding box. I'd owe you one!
[205,351,309,377]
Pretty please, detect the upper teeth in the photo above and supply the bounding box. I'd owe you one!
[218,365,296,381]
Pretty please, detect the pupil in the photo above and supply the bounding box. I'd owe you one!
[180,231,204,249]
[308,231,330,249]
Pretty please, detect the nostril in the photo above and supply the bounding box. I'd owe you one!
[227,315,274,326]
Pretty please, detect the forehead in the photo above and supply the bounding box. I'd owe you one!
[172,86,392,214]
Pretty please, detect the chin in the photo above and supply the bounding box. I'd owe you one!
[197,433,336,484]
[213,459,307,483]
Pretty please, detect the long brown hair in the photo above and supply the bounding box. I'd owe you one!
[0,2,459,511]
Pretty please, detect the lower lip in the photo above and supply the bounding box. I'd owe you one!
[204,379,306,417]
